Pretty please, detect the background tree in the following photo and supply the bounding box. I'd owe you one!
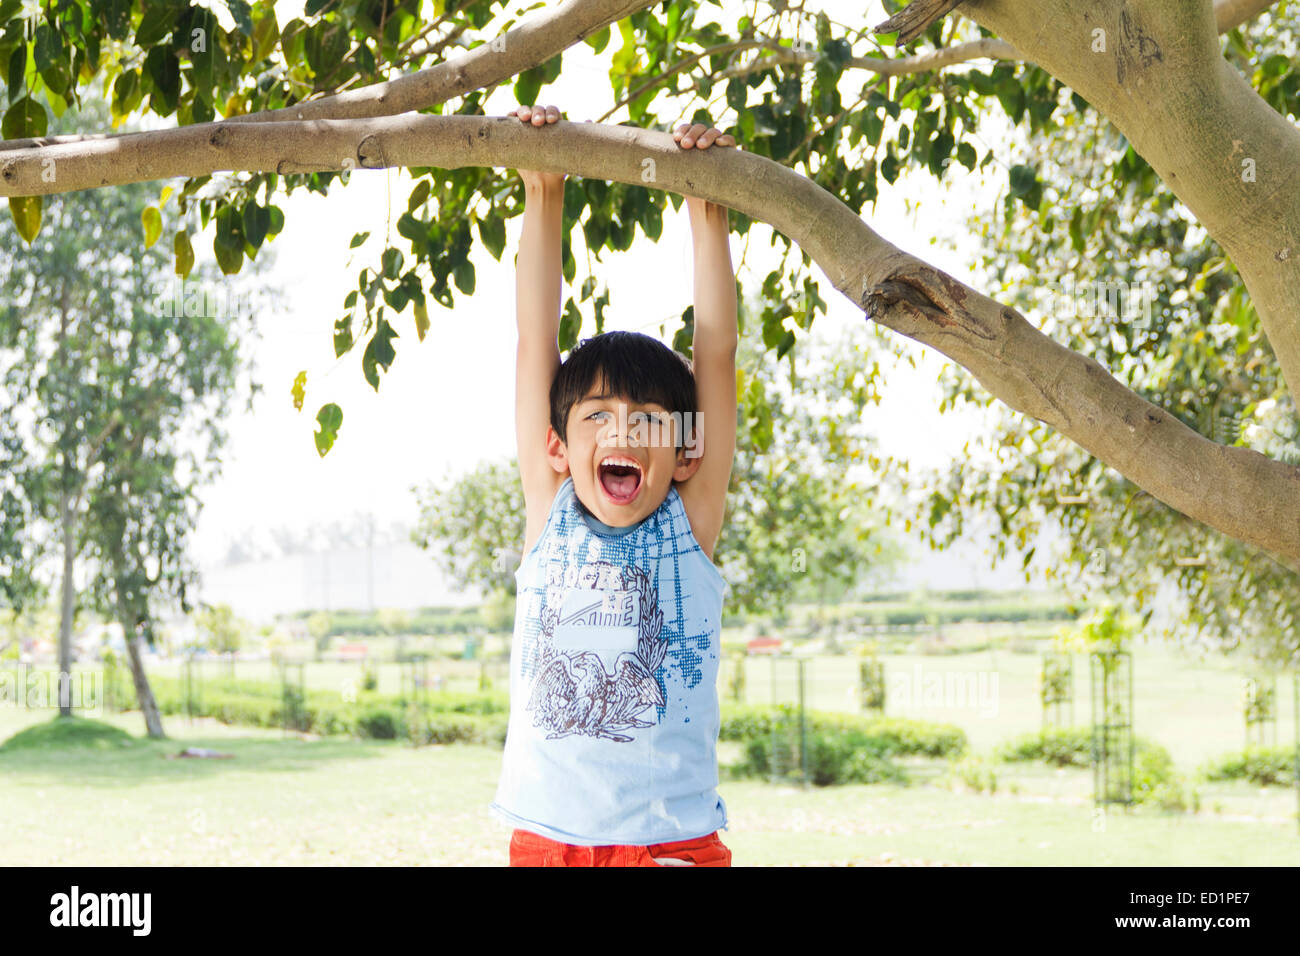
[0,102,269,735]
[909,10,1299,664]
[193,600,244,671]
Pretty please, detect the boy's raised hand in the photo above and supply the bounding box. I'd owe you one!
[672,122,737,151]
[512,105,567,192]
[673,121,737,216]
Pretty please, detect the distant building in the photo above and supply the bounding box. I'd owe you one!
[192,541,481,625]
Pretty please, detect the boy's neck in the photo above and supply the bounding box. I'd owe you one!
[572,485,647,537]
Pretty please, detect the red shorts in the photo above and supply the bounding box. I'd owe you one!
[509,828,732,867]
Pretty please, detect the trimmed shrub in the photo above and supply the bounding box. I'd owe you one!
[1200,746,1296,787]
[734,727,908,786]
[719,704,966,758]
[995,726,1095,767]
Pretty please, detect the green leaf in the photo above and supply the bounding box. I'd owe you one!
[478,212,505,260]
[251,7,280,60]
[173,229,195,277]
[558,299,581,353]
[349,230,369,248]
[333,314,353,356]
[141,205,162,248]
[2,96,47,140]
[584,25,610,53]
[314,402,343,457]
[1008,163,1037,198]
[214,240,243,274]
[291,370,307,411]
[8,195,41,244]
[452,260,475,294]
[406,179,430,212]
[224,0,254,36]
[33,24,70,97]
[7,45,25,104]
[381,246,403,279]
[413,299,430,342]
[361,316,399,391]
[136,0,181,47]
[513,66,542,109]
[242,201,270,249]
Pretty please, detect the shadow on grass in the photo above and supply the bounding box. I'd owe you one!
[0,715,410,787]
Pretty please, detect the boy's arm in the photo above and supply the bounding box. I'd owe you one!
[676,194,739,563]
[512,105,568,555]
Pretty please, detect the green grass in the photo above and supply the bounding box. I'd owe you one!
[4,623,1296,865]
[0,706,1296,866]
[0,715,138,752]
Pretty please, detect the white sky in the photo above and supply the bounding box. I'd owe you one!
[185,0,1029,586]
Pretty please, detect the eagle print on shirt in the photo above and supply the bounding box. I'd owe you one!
[524,560,668,743]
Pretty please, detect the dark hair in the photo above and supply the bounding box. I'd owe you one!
[549,331,697,446]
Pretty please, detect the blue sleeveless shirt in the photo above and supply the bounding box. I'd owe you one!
[489,475,730,846]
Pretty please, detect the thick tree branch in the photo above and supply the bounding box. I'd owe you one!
[3,116,1294,565]
[873,0,1276,41]
[958,0,1300,414]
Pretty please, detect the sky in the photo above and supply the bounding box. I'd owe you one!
[172,1,1042,592]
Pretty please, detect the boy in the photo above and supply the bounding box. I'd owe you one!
[489,104,740,867]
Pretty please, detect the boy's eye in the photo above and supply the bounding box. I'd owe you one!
[588,411,610,421]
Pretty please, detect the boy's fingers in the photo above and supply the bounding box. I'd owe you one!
[544,105,561,122]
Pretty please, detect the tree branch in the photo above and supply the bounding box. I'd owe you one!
[4,115,1294,564]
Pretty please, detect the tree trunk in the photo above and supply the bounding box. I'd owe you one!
[57,489,75,718]
[122,622,165,739]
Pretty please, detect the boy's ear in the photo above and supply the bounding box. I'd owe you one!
[545,425,569,474]
[672,446,704,482]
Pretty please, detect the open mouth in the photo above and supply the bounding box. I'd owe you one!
[597,455,643,504]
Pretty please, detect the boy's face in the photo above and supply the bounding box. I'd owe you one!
[546,380,702,527]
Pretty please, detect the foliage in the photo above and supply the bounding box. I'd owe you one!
[944,753,998,794]
[995,725,1094,767]
[193,602,245,655]
[733,725,909,786]
[411,458,526,598]
[911,12,1300,664]
[713,307,906,615]
[1200,746,1297,787]
[718,702,967,757]
[148,674,510,744]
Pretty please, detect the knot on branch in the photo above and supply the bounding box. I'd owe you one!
[357,134,388,169]
[862,263,996,340]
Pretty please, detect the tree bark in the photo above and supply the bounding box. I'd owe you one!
[121,621,165,739]
[57,489,75,717]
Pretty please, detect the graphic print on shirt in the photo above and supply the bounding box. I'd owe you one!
[524,560,668,743]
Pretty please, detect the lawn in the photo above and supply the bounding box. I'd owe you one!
[3,626,1296,866]
[0,705,1295,866]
